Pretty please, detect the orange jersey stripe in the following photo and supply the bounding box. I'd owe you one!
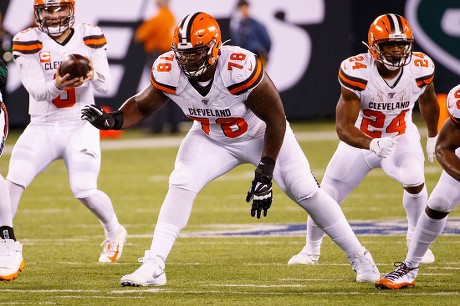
[228,58,263,95]
[150,73,176,94]
[12,40,43,54]
[83,35,107,48]
[416,73,434,88]
[338,68,367,91]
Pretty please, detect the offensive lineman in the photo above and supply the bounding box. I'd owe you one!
[4,0,127,277]
[289,14,439,266]
[82,12,380,286]
[376,84,460,289]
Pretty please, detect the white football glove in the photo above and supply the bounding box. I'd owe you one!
[426,135,438,163]
[370,137,397,158]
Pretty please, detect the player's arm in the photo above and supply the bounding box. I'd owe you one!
[244,72,286,218]
[435,118,460,181]
[118,83,169,128]
[245,72,286,161]
[335,86,371,149]
[14,55,74,101]
[81,83,169,130]
[418,82,440,138]
[87,47,111,94]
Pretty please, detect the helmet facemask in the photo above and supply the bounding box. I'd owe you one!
[173,40,217,78]
[172,12,222,79]
[372,38,413,71]
[367,14,414,71]
[34,2,75,36]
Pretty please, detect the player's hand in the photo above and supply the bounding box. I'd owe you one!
[246,157,275,218]
[370,137,397,158]
[81,105,116,130]
[426,135,438,163]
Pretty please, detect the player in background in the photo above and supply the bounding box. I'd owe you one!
[376,84,460,289]
[288,14,439,266]
[82,12,380,287]
[0,58,23,281]
[5,0,127,270]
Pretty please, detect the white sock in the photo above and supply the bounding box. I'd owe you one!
[403,185,427,242]
[150,187,197,260]
[406,211,446,268]
[298,189,362,257]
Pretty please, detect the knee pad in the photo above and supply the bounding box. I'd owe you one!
[7,160,37,188]
[398,159,424,187]
[428,196,451,213]
[70,171,97,198]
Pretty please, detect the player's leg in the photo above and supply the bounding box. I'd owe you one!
[3,123,55,280]
[289,141,373,265]
[65,123,126,263]
[275,128,379,282]
[381,131,433,263]
[121,127,240,286]
[376,170,459,289]
[7,123,55,217]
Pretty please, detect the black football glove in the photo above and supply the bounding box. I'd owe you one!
[246,157,275,218]
[81,105,123,130]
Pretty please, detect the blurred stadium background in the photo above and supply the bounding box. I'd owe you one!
[0,0,457,128]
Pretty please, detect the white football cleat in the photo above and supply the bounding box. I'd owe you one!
[120,250,166,287]
[288,252,320,265]
[99,226,127,263]
[375,262,418,289]
[349,248,380,283]
[0,239,25,281]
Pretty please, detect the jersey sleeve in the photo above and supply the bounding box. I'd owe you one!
[221,47,264,96]
[12,28,61,102]
[410,52,435,89]
[80,23,111,94]
[150,51,180,94]
[447,84,460,126]
[337,54,369,95]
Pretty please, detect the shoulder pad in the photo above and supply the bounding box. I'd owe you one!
[410,52,435,88]
[79,23,107,49]
[150,51,180,94]
[447,84,460,125]
[338,53,370,92]
[12,27,43,55]
[220,46,264,95]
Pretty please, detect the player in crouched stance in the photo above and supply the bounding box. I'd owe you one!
[82,12,379,286]
[5,0,127,270]
[376,84,460,289]
[289,13,439,267]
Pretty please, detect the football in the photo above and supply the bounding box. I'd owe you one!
[59,54,90,80]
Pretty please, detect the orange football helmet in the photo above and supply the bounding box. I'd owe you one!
[367,13,414,69]
[172,12,222,78]
[34,0,75,36]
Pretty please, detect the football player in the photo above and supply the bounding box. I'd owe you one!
[4,0,127,277]
[82,12,380,286]
[0,58,22,281]
[289,14,439,266]
[376,84,460,289]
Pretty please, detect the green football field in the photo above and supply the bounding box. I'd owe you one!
[1,120,459,305]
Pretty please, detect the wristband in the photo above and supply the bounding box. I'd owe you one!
[111,110,124,130]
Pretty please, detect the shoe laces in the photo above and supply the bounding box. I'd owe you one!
[100,239,119,252]
[384,262,418,281]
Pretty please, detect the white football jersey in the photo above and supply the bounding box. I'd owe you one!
[447,84,460,124]
[150,45,265,143]
[12,23,111,123]
[338,52,435,138]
